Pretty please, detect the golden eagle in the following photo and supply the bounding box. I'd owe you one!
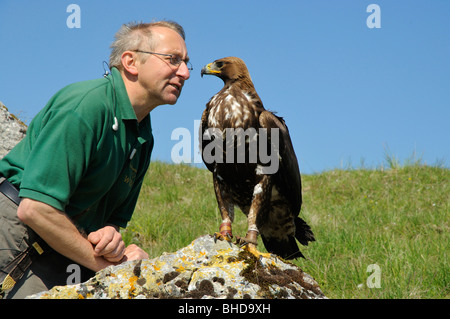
[200,57,315,259]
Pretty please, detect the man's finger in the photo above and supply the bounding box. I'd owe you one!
[92,231,115,255]
[87,231,101,245]
[103,241,126,261]
[97,231,124,256]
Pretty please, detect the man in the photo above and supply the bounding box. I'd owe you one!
[0,20,191,298]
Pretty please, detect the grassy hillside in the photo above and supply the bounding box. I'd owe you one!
[122,160,449,299]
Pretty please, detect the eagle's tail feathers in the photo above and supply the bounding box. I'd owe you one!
[260,218,315,260]
[294,217,316,246]
[260,235,305,260]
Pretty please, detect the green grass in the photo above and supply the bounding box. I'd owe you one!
[122,160,449,299]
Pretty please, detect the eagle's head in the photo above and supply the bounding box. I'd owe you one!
[201,57,252,84]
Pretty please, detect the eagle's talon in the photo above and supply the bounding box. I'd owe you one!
[213,232,233,244]
[234,236,247,247]
[239,241,249,248]
[235,235,257,247]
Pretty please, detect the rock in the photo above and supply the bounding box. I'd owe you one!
[0,101,27,159]
[27,235,326,299]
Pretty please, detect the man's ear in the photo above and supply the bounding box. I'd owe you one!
[121,51,139,76]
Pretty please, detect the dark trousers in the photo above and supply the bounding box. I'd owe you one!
[0,177,94,299]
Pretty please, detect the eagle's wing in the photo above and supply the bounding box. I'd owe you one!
[259,111,314,251]
[258,111,302,214]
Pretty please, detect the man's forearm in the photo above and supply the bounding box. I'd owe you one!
[17,198,113,272]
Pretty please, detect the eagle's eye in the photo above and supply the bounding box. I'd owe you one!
[215,61,224,68]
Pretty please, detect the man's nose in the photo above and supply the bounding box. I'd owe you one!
[177,62,191,80]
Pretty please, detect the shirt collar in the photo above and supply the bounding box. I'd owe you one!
[110,67,153,143]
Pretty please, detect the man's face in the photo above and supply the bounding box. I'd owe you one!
[137,27,190,106]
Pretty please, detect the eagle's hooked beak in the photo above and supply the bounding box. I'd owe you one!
[201,62,221,78]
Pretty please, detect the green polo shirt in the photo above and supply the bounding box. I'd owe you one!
[0,67,153,233]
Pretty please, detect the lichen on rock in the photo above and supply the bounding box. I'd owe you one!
[28,235,326,299]
[0,101,27,159]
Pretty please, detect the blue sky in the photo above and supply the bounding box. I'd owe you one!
[0,0,448,174]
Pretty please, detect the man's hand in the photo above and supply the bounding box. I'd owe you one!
[87,226,125,263]
[87,226,148,263]
[122,244,149,262]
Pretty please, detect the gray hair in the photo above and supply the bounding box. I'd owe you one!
[109,20,185,69]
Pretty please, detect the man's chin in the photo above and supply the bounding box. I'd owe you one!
[166,92,180,105]
[166,96,178,105]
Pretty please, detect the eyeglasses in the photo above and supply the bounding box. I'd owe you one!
[132,50,193,71]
